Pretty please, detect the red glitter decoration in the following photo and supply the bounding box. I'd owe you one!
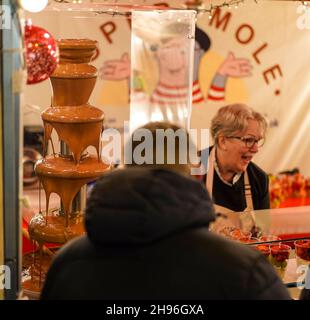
[24,21,58,85]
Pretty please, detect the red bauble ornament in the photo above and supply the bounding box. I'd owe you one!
[24,21,58,85]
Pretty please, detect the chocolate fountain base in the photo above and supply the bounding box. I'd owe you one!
[29,210,85,244]
[22,250,55,300]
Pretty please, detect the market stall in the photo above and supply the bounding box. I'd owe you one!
[1,0,310,300]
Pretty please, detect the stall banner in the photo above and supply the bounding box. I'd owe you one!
[24,1,310,175]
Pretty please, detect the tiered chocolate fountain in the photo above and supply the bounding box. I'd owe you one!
[23,39,109,296]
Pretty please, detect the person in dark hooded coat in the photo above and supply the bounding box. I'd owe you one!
[40,122,290,300]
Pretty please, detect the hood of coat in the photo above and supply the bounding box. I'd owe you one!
[85,167,215,246]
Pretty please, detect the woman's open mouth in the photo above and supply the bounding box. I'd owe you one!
[241,155,253,164]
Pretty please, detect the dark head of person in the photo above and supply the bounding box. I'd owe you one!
[126,121,193,176]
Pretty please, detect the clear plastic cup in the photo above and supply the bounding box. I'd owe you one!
[270,244,291,272]
[230,229,252,243]
[294,240,310,265]
[255,244,271,258]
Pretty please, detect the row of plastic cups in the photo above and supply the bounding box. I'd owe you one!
[255,235,283,260]
[230,231,288,262]
[220,228,310,264]
[256,240,310,270]
[256,240,310,261]
[229,231,289,268]
[229,230,281,244]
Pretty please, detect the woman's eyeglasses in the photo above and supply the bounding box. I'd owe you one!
[227,135,265,148]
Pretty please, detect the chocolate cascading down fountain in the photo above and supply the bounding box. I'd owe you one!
[22,39,109,296]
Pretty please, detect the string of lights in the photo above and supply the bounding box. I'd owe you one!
[18,0,310,16]
[43,0,250,18]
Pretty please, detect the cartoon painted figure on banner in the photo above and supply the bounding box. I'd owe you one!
[99,26,252,126]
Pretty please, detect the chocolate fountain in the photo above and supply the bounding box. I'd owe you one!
[22,39,109,296]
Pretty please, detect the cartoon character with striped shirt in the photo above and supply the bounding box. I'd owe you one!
[100,26,251,124]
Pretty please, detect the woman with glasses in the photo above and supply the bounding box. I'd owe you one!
[200,103,269,213]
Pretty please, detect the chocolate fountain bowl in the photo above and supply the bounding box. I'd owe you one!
[50,39,98,106]
[28,210,85,244]
[56,38,98,63]
[29,154,109,244]
[50,70,97,106]
[42,104,104,163]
